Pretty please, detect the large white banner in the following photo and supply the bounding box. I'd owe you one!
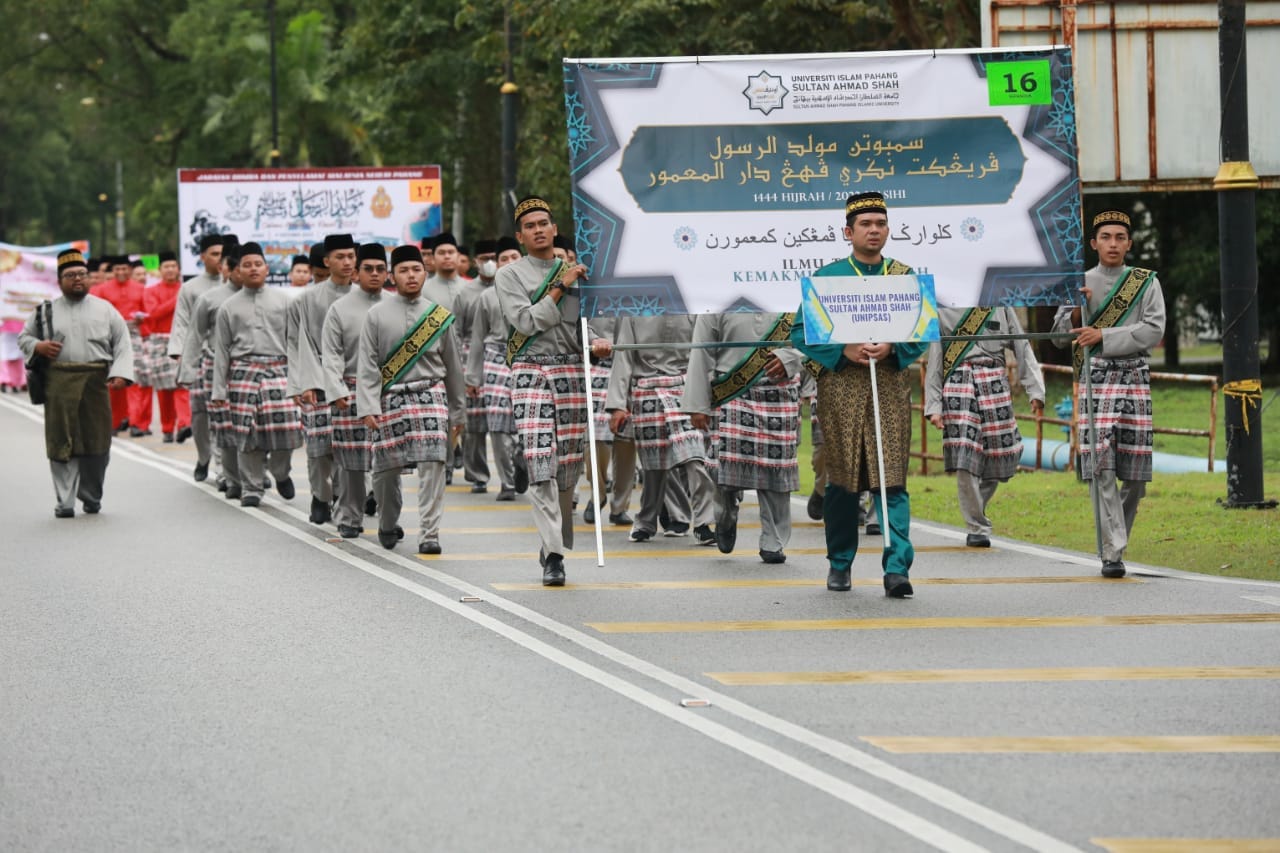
[563,49,1082,317]
[176,166,443,287]
[0,241,88,333]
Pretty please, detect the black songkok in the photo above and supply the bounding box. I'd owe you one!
[845,192,888,222]
[357,243,387,264]
[57,249,88,276]
[1091,209,1132,236]
[238,242,265,260]
[473,239,497,256]
[324,233,356,254]
[391,245,424,269]
[291,254,311,268]
[309,243,327,269]
[158,251,178,264]
[552,234,573,252]
[495,236,521,255]
[433,231,458,251]
[420,235,437,251]
[514,196,552,224]
[198,233,225,252]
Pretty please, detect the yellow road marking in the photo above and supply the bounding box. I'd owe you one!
[1092,840,1280,853]
[491,575,1140,591]
[706,666,1280,686]
[586,613,1280,633]
[862,736,1280,754]
[413,545,977,562]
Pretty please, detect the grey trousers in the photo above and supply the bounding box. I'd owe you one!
[585,439,637,516]
[307,453,337,503]
[488,431,518,491]
[50,453,110,513]
[1089,470,1146,562]
[530,479,575,556]
[644,460,715,533]
[222,446,241,488]
[192,410,216,468]
[335,468,368,529]
[373,463,447,544]
[463,429,490,485]
[238,449,294,499]
[957,470,1001,535]
[716,486,792,553]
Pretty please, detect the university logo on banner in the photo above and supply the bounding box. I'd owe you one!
[563,49,1082,317]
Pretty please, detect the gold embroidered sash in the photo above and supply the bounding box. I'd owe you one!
[1072,267,1154,377]
[381,302,455,392]
[505,259,566,366]
[710,314,793,407]
[939,307,994,381]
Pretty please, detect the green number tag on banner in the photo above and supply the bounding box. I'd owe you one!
[988,60,1052,106]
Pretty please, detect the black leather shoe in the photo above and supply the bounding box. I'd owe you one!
[54,507,75,519]
[806,490,824,521]
[377,529,398,549]
[176,426,192,444]
[496,488,516,502]
[583,501,595,524]
[418,540,442,555]
[658,505,672,532]
[194,462,209,482]
[452,446,464,470]
[884,573,914,598]
[395,526,405,540]
[83,502,101,514]
[965,533,991,548]
[542,553,566,587]
[217,477,227,492]
[865,521,882,536]
[162,432,174,443]
[694,524,716,546]
[276,478,295,500]
[309,497,331,524]
[629,528,653,542]
[826,569,851,591]
[608,511,633,526]
[445,468,453,485]
[760,549,787,564]
[364,492,377,516]
[225,484,242,500]
[470,483,487,494]
[116,418,129,432]
[337,524,362,539]
[129,426,147,437]
[240,495,261,508]
[1101,560,1127,578]
[514,461,529,494]
[715,491,739,554]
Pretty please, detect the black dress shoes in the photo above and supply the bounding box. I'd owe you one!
[760,549,787,564]
[309,497,331,524]
[470,483,487,494]
[240,495,261,508]
[276,478,295,500]
[377,529,398,549]
[418,540,442,555]
[826,569,851,591]
[83,502,100,514]
[542,552,566,587]
[54,507,75,519]
[884,573,914,598]
[176,426,193,444]
[194,462,209,482]
[965,533,991,548]
[715,492,739,554]
[364,491,377,516]
[608,511,633,526]
[225,484,242,500]
[337,524,362,539]
[514,461,529,494]
[496,488,516,502]
[583,501,595,524]
[1101,560,1127,578]
[865,521,882,536]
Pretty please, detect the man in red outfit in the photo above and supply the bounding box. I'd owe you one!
[142,252,192,442]
[92,256,148,433]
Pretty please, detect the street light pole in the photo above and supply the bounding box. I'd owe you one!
[500,1,518,224]
[1215,0,1273,508]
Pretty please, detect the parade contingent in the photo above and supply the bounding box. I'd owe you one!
[22,194,1165,591]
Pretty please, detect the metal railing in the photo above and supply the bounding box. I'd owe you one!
[911,361,1220,474]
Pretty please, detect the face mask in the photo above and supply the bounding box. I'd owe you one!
[479,260,498,278]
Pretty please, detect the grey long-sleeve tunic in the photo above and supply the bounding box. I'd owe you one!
[355,292,466,425]
[1051,264,1166,359]
[682,313,805,416]
[212,286,291,401]
[320,286,381,402]
[605,315,697,412]
[19,294,134,381]
[924,307,1045,417]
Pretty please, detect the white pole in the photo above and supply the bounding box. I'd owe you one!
[867,355,892,550]
[581,317,606,566]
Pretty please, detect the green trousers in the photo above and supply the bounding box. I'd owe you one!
[824,482,914,576]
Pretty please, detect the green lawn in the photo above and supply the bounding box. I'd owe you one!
[797,366,1280,581]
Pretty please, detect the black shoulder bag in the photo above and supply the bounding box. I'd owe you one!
[26,301,53,406]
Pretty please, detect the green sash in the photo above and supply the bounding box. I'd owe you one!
[803,258,913,380]
[381,302,455,392]
[710,314,794,407]
[505,259,566,366]
[939,307,994,381]
[1072,266,1154,377]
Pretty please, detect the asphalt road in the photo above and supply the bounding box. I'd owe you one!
[2,393,1278,853]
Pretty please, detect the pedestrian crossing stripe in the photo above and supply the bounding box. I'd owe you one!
[585,613,1280,633]
[705,666,1280,685]
[490,575,1141,590]
[861,736,1280,754]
